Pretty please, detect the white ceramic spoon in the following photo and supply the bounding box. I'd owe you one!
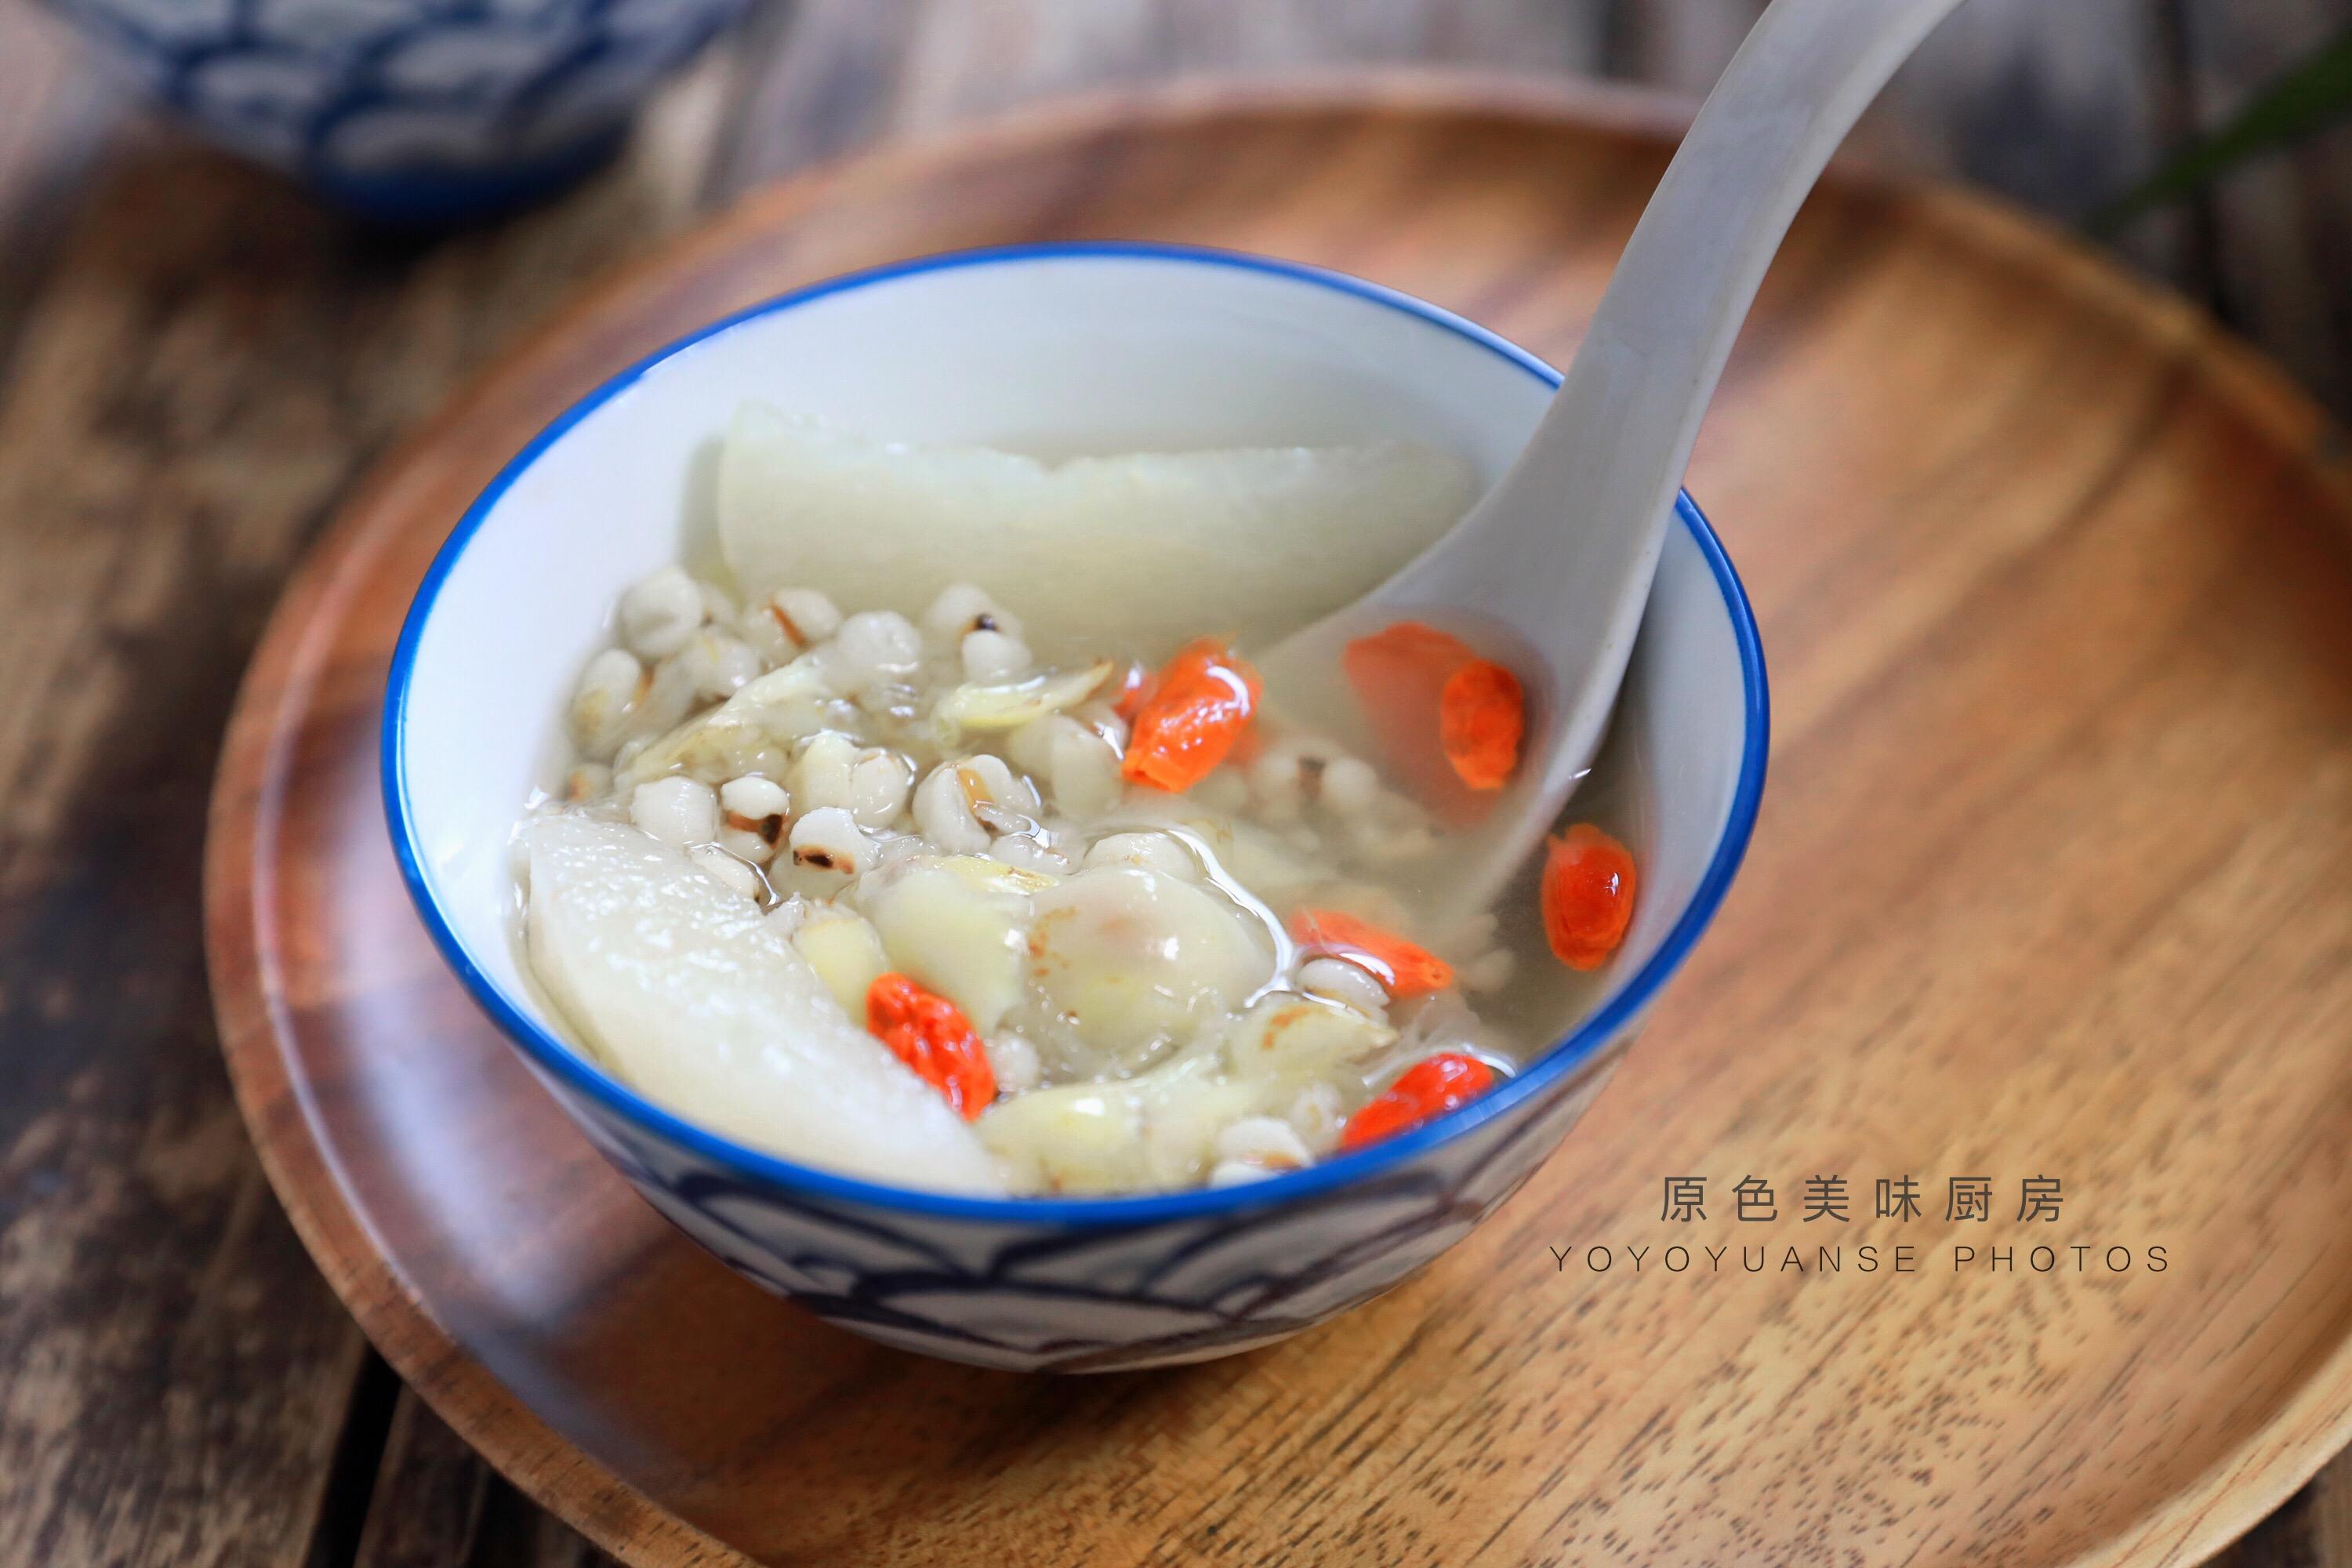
[1264,0,1965,911]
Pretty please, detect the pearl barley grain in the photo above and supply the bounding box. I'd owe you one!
[1287,1083,1346,1155]
[746,586,843,663]
[1249,748,1308,824]
[1214,1116,1312,1172]
[562,763,610,804]
[763,894,812,940]
[924,582,1022,646]
[960,753,1041,818]
[569,648,643,757]
[792,734,856,812]
[1320,756,1381,818]
[774,587,841,642]
[828,610,921,690]
[989,835,1073,877]
[788,807,870,878]
[679,632,764,702]
[688,844,762,900]
[1299,956,1390,1016]
[719,775,789,864]
[848,749,913,829]
[913,763,989,853]
[720,827,776,865]
[1083,832,1196,880]
[618,566,704,659]
[961,627,1032,682]
[720,775,789,822]
[1048,720,1122,818]
[1461,949,1517,993]
[630,776,718,845]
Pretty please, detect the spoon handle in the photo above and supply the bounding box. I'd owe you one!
[1309,0,1965,917]
[1399,0,1965,782]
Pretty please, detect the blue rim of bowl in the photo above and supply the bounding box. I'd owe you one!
[383,240,1770,1228]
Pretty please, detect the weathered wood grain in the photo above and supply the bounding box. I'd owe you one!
[4,1,2351,1563]
[1874,0,2188,220]
[1601,0,1760,89]
[2175,0,2352,419]
[350,1390,498,1568]
[883,0,1612,133]
[1611,0,2203,284]
[710,0,1613,198]
[347,1382,622,1568]
[204,83,2352,1568]
[0,146,376,1568]
[1592,13,2352,1560]
[0,2,122,384]
[0,35,749,1568]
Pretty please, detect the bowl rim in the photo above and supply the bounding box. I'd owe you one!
[383,239,1770,1227]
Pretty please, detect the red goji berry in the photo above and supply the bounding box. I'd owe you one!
[1121,638,1262,793]
[1287,907,1454,997]
[1340,1053,1496,1151]
[866,972,996,1120]
[1541,823,1637,971]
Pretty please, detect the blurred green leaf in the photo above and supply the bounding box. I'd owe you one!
[2090,24,2352,237]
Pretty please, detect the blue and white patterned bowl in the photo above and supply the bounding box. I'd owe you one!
[385,244,1769,1371]
[49,0,752,223]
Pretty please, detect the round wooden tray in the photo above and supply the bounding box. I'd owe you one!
[206,78,2352,1567]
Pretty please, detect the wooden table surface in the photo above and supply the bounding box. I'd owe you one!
[3,2,2349,1565]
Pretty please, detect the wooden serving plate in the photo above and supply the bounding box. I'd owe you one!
[205,79,2352,1566]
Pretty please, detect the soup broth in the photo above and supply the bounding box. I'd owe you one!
[514,418,1641,1196]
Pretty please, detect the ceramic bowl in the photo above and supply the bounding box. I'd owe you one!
[385,243,1768,1371]
[47,0,752,223]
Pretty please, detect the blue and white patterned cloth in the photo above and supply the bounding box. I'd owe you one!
[50,0,752,222]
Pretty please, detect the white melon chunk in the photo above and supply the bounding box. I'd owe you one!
[1223,993,1395,1081]
[791,909,890,1019]
[1025,866,1272,1059]
[520,814,1001,1193]
[858,855,1033,1032]
[717,408,1475,659]
[978,1052,1261,1195]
